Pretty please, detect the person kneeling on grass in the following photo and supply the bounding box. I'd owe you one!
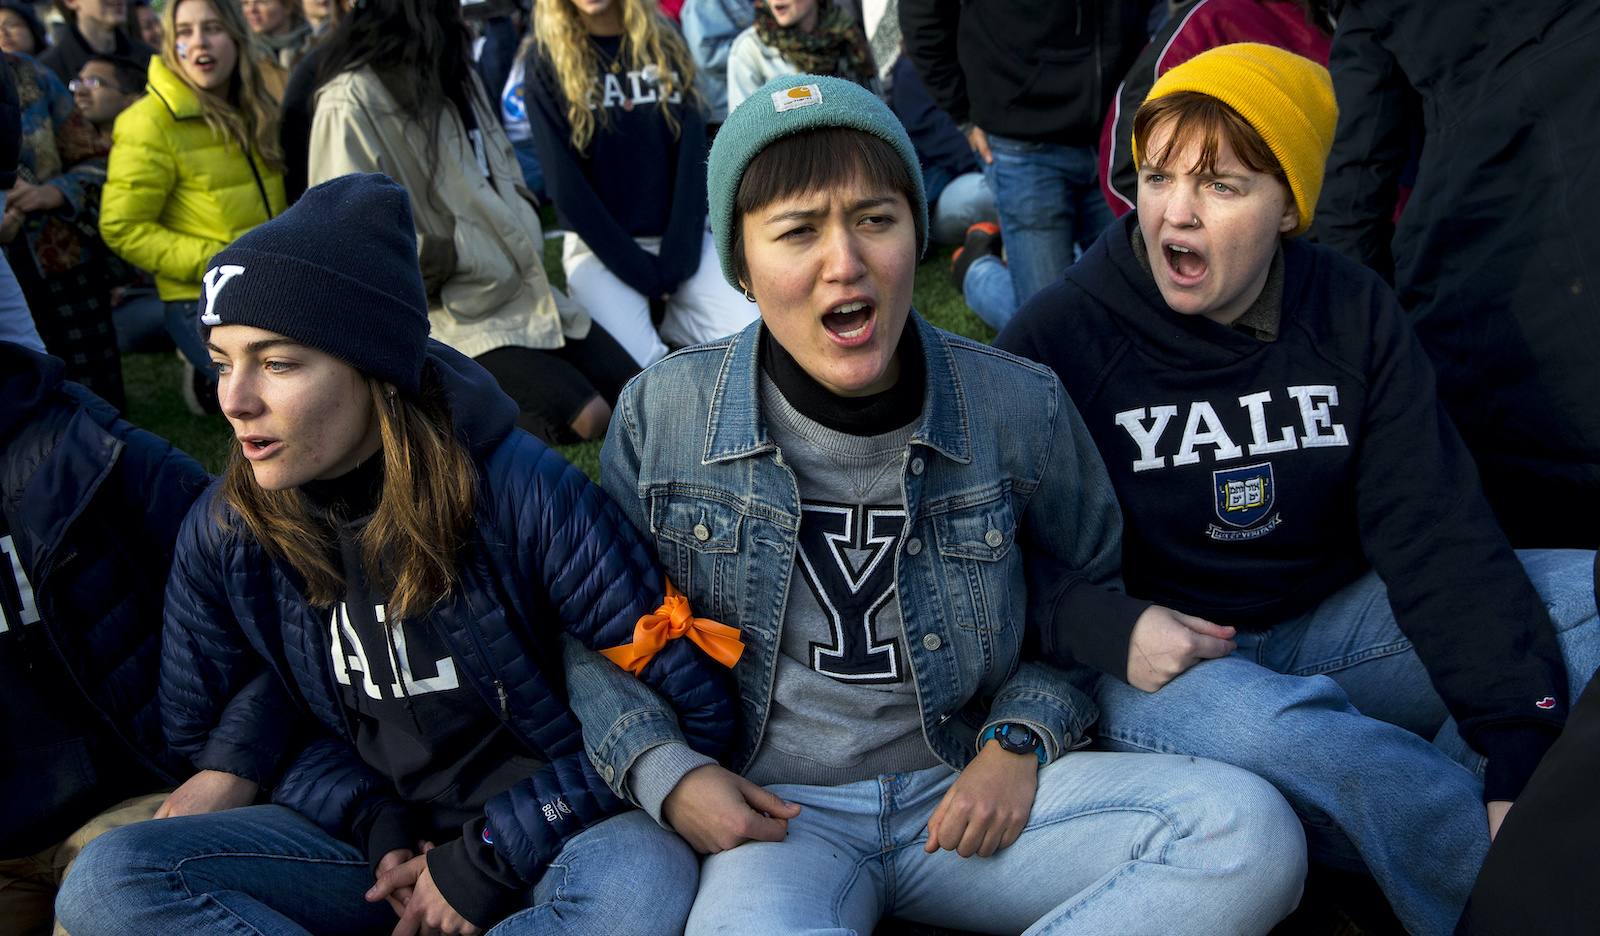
[56,173,736,936]
[995,43,1600,936]
[588,74,1308,936]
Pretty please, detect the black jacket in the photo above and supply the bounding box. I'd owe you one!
[0,342,207,857]
[37,23,155,86]
[1,55,18,190]
[899,0,1150,145]
[1311,0,1600,544]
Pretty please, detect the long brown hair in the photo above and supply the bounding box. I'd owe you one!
[531,0,697,153]
[217,370,478,621]
[162,0,284,169]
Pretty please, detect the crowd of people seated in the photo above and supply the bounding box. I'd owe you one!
[2,0,1596,934]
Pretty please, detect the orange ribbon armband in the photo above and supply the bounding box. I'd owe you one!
[600,579,744,675]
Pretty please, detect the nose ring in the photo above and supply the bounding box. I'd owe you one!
[1189,215,1200,226]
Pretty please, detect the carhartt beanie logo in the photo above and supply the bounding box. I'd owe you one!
[203,173,433,395]
[707,74,927,291]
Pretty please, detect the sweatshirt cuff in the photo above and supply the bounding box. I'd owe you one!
[1041,580,1151,683]
[361,801,416,875]
[626,741,717,825]
[427,834,521,931]
[1478,723,1562,803]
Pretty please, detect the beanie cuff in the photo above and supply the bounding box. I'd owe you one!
[203,246,431,395]
[707,75,928,290]
[1142,44,1336,237]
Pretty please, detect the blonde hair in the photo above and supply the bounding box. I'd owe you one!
[218,374,478,621]
[531,0,697,154]
[162,0,284,170]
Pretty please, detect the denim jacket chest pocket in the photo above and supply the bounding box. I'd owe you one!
[926,492,1021,636]
[648,488,752,626]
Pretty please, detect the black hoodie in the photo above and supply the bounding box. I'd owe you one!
[997,214,1570,802]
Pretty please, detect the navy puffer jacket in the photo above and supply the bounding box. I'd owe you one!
[159,342,733,885]
[1,343,208,856]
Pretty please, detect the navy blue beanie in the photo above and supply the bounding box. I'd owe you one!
[201,174,431,395]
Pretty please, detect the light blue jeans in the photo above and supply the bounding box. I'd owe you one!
[964,134,1114,331]
[686,755,1307,936]
[55,805,696,936]
[1093,548,1600,936]
[164,298,210,377]
[928,170,999,246]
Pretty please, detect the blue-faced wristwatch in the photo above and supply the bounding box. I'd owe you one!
[981,722,1048,764]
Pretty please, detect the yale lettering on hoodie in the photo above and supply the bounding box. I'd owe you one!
[588,70,683,110]
[0,535,41,634]
[1114,386,1348,473]
[329,602,461,700]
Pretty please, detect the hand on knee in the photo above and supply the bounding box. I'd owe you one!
[662,764,800,853]
[1126,605,1237,692]
[925,742,1039,858]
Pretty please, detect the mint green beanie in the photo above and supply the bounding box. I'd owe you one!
[707,74,927,291]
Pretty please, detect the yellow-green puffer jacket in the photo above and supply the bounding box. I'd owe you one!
[101,58,287,301]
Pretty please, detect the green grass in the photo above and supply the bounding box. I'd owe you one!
[119,237,982,479]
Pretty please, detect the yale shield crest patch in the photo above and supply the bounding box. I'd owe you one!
[1208,462,1281,541]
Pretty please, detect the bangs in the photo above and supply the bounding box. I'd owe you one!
[731,128,923,286]
[1134,91,1284,179]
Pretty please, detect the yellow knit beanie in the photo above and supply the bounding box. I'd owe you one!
[1140,43,1337,237]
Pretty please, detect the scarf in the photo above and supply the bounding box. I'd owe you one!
[754,0,875,86]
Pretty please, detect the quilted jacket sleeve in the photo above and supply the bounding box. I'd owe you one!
[100,106,228,286]
[497,435,734,758]
[469,436,733,888]
[159,488,304,787]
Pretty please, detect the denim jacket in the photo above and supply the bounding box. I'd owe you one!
[590,314,1123,793]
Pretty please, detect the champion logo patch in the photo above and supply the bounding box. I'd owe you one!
[200,264,246,326]
[1536,696,1558,710]
[482,827,494,844]
[772,84,822,112]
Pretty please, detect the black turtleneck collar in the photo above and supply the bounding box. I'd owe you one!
[760,320,925,437]
[299,452,385,522]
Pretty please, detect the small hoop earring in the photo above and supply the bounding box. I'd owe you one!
[743,288,757,303]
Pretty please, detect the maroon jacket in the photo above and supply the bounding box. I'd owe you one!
[1098,0,1330,216]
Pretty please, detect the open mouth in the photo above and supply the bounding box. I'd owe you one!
[240,436,280,459]
[823,300,874,342]
[1164,242,1207,283]
[193,53,216,68]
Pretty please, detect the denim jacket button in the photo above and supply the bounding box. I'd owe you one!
[910,457,925,476]
[985,529,1003,547]
[922,632,942,651]
[905,537,922,556]
[603,764,615,783]
[693,523,710,542]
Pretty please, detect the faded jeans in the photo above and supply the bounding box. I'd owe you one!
[964,134,1114,331]
[56,805,696,936]
[1093,548,1600,936]
[686,755,1307,935]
